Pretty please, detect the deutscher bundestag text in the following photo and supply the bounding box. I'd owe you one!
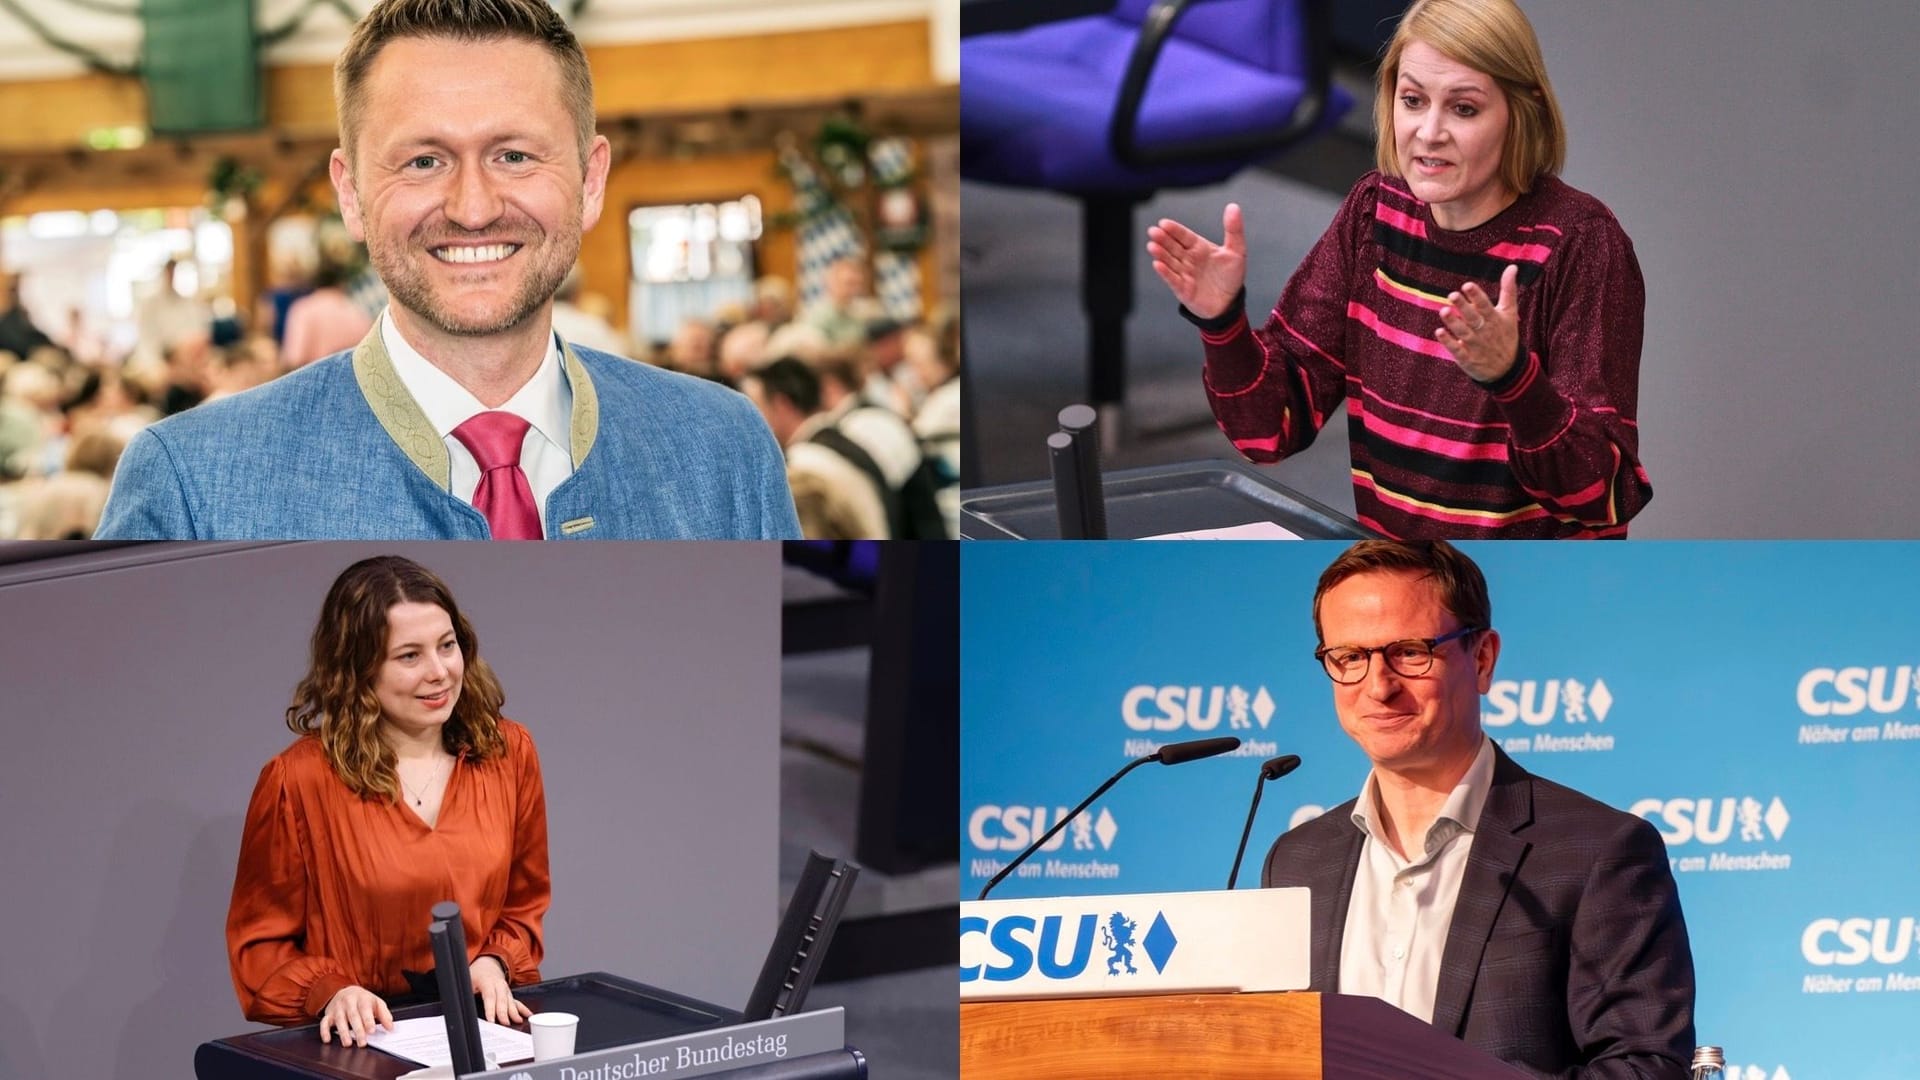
[559,1033,791,1079]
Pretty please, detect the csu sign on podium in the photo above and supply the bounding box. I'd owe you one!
[958,889,1310,1000]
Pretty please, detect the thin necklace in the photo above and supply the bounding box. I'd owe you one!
[399,753,451,807]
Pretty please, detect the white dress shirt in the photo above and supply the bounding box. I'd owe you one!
[381,311,573,536]
[1338,736,1497,1024]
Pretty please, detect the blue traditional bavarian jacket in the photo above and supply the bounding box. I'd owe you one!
[96,328,800,539]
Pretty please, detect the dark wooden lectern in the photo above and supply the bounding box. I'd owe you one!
[961,991,1530,1079]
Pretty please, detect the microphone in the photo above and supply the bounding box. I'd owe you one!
[977,736,1241,900]
[1156,736,1241,765]
[1226,754,1302,890]
[427,902,485,1076]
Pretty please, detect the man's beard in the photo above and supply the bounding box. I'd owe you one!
[369,206,580,338]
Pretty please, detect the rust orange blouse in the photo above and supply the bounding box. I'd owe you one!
[225,718,550,1024]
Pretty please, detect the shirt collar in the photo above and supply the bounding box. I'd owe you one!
[381,308,571,453]
[1350,735,1498,855]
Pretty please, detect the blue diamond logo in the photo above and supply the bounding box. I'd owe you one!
[1142,912,1177,973]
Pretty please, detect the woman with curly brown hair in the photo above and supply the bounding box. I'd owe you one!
[225,555,548,1047]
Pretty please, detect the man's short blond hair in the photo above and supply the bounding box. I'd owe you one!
[1373,0,1565,197]
[334,0,597,167]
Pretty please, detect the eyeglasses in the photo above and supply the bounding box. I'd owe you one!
[1313,626,1484,684]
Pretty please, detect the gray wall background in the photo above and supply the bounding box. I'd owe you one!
[1512,0,1920,535]
[0,541,783,1080]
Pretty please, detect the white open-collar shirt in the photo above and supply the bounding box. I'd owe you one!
[381,310,573,536]
[1338,735,1497,1024]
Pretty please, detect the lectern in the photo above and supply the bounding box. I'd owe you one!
[961,991,1529,1080]
[199,856,864,1079]
[195,972,864,1080]
[960,888,1524,1077]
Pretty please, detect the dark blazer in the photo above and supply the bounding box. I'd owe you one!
[1262,744,1695,1079]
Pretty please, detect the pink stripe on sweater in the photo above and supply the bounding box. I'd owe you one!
[1376,184,1426,211]
[1363,409,1510,461]
[1199,316,1248,345]
[1347,302,1454,362]
[1551,472,1611,508]
[1515,444,1621,528]
[1485,242,1552,263]
[1490,352,1541,403]
[1278,312,1345,369]
[1356,382,1511,432]
[1355,472,1553,527]
[1589,406,1638,427]
[1355,511,1401,539]
[1357,507,1622,538]
[1374,203,1428,239]
[1234,432,1287,454]
[1204,322,1268,399]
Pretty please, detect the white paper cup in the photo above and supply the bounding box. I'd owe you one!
[528,1012,579,1062]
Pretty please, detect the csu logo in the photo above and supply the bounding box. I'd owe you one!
[960,910,1178,982]
[1801,917,1919,966]
[1100,913,1141,974]
[1725,1069,1791,1080]
[1122,685,1275,732]
[1628,796,1788,846]
[1481,678,1612,727]
[969,805,1116,852]
[1796,665,1919,716]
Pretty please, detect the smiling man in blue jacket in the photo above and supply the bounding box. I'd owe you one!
[97,0,799,540]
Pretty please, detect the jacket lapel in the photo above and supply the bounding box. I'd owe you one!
[352,324,450,489]
[352,327,604,486]
[1311,822,1365,992]
[1429,746,1534,1036]
[557,338,599,469]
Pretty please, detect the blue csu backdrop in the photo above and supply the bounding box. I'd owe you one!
[962,542,1920,1080]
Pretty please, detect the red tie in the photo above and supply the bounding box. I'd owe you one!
[451,411,542,540]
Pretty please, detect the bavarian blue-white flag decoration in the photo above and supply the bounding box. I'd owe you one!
[779,141,864,311]
[961,541,1920,1079]
[867,136,924,321]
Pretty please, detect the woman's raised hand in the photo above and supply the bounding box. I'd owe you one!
[1437,264,1522,383]
[1147,203,1249,320]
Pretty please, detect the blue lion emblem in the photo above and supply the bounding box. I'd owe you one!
[1100,912,1138,975]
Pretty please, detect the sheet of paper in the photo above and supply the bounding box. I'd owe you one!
[366,1016,535,1069]
[1142,521,1303,540]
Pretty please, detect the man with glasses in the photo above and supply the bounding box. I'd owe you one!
[1263,540,1695,1078]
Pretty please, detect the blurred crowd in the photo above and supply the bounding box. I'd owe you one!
[707,258,961,541]
[0,262,277,540]
[0,251,959,540]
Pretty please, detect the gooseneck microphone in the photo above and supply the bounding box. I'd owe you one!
[1226,754,1302,890]
[977,736,1241,900]
[1155,736,1241,765]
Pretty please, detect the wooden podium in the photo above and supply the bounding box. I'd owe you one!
[960,991,1529,1079]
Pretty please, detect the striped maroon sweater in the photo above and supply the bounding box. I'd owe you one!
[1197,171,1650,538]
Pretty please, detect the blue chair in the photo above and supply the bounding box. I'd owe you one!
[962,0,1353,425]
